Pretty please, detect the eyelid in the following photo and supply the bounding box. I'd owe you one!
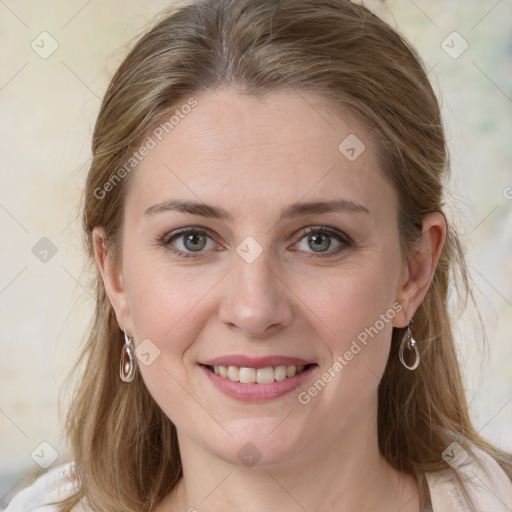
[161,226,218,244]
[298,225,352,244]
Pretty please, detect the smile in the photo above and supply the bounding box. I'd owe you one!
[204,364,312,383]
[200,362,318,402]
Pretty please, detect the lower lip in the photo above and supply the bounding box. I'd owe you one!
[200,364,317,402]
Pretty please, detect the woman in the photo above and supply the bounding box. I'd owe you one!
[5,0,512,510]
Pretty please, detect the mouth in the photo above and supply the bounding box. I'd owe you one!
[201,363,316,383]
[199,361,318,402]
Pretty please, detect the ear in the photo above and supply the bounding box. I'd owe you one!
[92,227,133,334]
[392,212,446,328]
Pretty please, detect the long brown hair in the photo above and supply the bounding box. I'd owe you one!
[55,0,511,510]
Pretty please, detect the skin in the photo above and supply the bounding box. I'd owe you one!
[94,88,445,511]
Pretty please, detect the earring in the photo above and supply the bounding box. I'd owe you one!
[120,328,137,382]
[399,320,420,371]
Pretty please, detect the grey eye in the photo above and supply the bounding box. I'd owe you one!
[307,232,332,252]
[182,232,208,252]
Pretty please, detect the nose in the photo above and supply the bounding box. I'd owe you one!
[218,251,294,339]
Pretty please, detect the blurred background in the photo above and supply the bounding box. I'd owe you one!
[1,0,511,506]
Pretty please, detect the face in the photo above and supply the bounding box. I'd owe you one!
[99,88,418,467]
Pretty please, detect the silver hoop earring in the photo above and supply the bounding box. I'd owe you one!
[120,328,137,382]
[399,321,420,371]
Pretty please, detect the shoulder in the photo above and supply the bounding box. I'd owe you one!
[2,462,85,512]
[425,443,512,512]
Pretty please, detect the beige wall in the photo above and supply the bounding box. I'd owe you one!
[1,0,511,505]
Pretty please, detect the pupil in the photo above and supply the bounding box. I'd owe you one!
[309,233,330,252]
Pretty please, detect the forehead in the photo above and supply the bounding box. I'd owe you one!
[125,88,395,219]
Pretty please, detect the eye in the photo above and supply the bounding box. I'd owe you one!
[159,225,352,259]
[293,226,352,256]
[161,228,219,258]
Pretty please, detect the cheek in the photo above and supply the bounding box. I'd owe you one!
[291,272,395,426]
[298,259,399,345]
[121,252,219,426]
[123,246,220,338]
[291,252,401,399]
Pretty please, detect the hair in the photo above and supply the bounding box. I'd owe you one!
[52,0,511,510]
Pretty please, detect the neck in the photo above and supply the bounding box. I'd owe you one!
[163,403,419,512]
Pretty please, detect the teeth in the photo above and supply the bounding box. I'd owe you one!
[239,367,256,383]
[286,365,296,378]
[211,364,307,383]
[227,366,239,381]
[274,365,287,381]
[256,367,274,384]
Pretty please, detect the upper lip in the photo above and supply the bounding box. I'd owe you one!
[201,355,315,368]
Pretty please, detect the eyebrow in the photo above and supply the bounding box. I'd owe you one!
[143,198,369,221]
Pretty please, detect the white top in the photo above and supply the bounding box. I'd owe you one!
[3,445,512,511]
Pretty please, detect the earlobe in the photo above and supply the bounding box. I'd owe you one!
[393,212,446,328]
[92,227,132,332]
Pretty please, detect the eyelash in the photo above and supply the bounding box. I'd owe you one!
[159,226,352,259]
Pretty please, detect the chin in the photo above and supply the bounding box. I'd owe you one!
[205,420,307,468]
